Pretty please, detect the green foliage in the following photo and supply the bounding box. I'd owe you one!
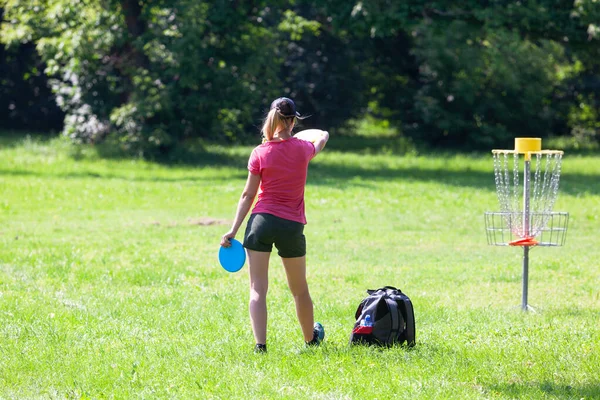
[1,0,600,153]
[568,94,600,144]
[410,23,566,148]
[329,0,600,148]
[1,1,297,155]
[278,10,320,41]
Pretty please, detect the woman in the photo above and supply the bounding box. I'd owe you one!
[220,97,329,353]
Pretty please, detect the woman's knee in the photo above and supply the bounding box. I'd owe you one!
[290,285,310,300]
[250,283,268,300]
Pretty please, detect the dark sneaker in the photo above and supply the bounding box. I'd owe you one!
[306,322,325,346]
[254,344,267,353]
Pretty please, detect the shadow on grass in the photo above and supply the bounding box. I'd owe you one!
[2,133,599,195]
[162,135,600,196]
[0,133,250,182]
[308,160,492,190]
[91,136,252,170]
[0,131,56,148]
[489,381,600,399]
[307,159,600,197]
[0,167,249,183]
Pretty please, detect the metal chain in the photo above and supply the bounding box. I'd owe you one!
[489,150,565,244]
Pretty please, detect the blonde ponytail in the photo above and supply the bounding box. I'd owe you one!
[261,108,295,143]
[261,108,277,142]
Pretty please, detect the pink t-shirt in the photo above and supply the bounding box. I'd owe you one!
[248,137,316,224]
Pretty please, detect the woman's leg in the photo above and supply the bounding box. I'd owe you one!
[281,256,314,342]
[247,249,271,345]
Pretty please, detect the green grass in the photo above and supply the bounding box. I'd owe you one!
[1,135,599,399]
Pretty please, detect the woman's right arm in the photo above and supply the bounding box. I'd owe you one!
[294,129,329,155]
[220,171,261,247]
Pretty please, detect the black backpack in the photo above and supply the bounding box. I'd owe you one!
[349,286,415,347]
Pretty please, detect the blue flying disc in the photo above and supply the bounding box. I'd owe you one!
[219,238,246,272]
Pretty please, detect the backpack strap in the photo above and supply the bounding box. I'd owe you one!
[367,287,400,296]
[397,293,416,346]
[384,297,400,343]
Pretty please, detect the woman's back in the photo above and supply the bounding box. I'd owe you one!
[249,137,315,224]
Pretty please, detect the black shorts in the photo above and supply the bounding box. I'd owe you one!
[243,213,306,258]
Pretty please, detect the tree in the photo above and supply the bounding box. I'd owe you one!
[315,0,600,148]
[1,1,313,155]
[2,0,599,153]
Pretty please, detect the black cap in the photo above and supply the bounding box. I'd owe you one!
[270,97,302,118]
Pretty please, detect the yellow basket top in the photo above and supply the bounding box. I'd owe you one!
[492,138,564,159]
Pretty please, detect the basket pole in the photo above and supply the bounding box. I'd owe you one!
[522,158,531,311]
[522,246,530,310]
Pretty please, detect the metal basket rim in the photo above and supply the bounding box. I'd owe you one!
[491,149,564,155]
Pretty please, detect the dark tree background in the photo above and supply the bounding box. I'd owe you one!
[0,8,63,132]
[1,1,599,155]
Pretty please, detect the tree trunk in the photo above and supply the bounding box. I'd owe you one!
[120,0,149,69]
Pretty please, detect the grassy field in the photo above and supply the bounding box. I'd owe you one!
[0,135,598,399]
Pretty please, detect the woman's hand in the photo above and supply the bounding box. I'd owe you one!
[220,230,236,247]
[294,129,327,143]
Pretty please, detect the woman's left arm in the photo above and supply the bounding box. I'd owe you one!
[220,172,261,247]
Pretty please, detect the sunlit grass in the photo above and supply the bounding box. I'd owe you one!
[1,135,598,398]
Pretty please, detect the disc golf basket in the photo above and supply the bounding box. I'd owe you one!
[485,138,569,311]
